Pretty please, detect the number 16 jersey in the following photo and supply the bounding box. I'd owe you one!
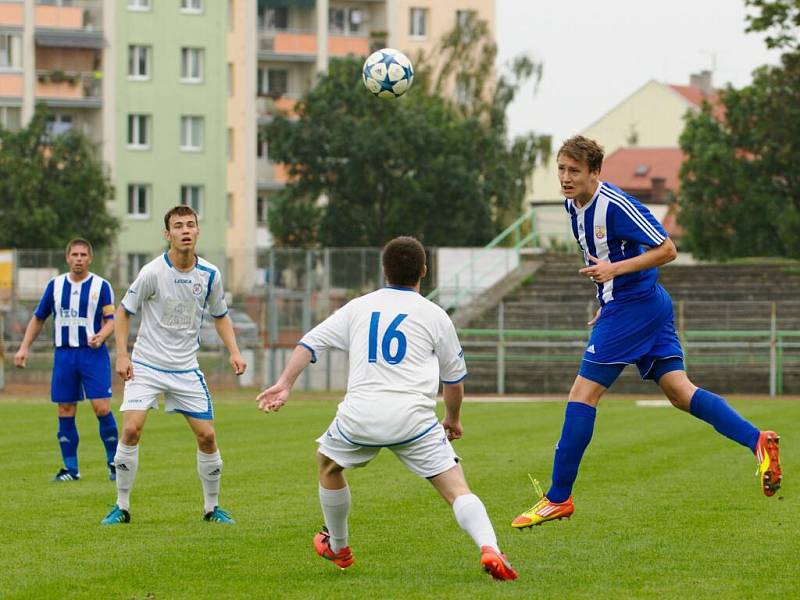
[299,286,467,446]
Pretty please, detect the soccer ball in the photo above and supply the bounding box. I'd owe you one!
[362,48,414,99]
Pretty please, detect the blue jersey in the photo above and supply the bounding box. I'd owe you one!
[566,181,668,306]
[34,272,115,348]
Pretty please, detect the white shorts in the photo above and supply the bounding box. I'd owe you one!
[120,360,214,420]
[316,419,460,478]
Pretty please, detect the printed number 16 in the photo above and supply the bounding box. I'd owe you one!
[368,312,408,365]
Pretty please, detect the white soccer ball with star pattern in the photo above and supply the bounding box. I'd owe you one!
[362,48,414,99]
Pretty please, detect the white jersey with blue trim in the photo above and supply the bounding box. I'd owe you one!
[34,272,115,348]
[121,253,228,371]
[566,181,669,306]
[300,286,467,446]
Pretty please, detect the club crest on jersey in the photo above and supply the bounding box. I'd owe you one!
[595,226,606,239]
[192,283,203,296]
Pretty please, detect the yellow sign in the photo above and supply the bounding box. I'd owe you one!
[0,250,12,289]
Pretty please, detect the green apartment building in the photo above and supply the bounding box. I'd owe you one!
[107,0,228,283]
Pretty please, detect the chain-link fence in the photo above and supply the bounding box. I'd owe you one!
[4,249,800,396]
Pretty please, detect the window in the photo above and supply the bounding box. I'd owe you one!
[257,68,288,96]
[127,184,150,218]
[329,8,345,34]
[180,185,204,217]
[0,33,22,70]
[256,132,268,159]
[128,0,151,11]
[0,107,21,131]
[180,48,204,83]
[127,253,148,283]
[410,8,427,38]
[256,194,268,225]
[329,8,363,34]
[227,127,234,160]
[349,8,363,34]
[180,116,203,151]
[181,0,203,12]
[455,10,475,42]
[227,62,234,96]
[45,114,73,137]
[227,193,234,225]
[127,114,150,149]
[259,6,288,30]
[128,45,151,79]
[456,9,473,28]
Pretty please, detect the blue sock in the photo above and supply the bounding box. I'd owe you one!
[547,402,597,503]
[689,388,760,452]
[97,412,119,465]
[57,416,80,475]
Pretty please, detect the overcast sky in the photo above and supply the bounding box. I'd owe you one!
[496,0,783,142]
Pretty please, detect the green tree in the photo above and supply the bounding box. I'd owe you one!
[678,2,800,259]
[745,0,800,50]
[264,16,548,247]
[0,106,118,251]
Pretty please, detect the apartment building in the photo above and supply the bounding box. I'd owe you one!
[0,0,102,139]
[106,0,228,284]
[236,0,495,289]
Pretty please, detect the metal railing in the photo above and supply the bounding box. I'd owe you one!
[426,209,537,311]
[459,325,799,396]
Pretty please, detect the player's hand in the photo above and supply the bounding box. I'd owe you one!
[13,348,28,369]
[587,307,601,326]
[442,417,463,441]
[256,382,290,413]
[230,352,247,375]
[116,355,133,381]
[88,334,103,349]
[579,255,618,284]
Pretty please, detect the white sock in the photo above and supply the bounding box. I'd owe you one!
[197,450,223,514]
[114,443,139,512]
[452,493,499,552]
[319,484,351,552]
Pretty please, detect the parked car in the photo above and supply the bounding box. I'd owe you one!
[198,308,261,349]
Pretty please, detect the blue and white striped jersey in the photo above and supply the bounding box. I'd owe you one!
[34,273,115,348]
[566,181,669,306]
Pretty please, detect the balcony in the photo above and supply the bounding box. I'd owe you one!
[0,3,23,26]
[0,72,23,97]
[258,29,370,61]
[36,69,101,107]
[35,1,103,49]
[256,94,301,122]
[257,161,290,188]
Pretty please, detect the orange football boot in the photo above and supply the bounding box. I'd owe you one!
[313,527,354,569]
[480,546,518,581]
[755,431,782,497]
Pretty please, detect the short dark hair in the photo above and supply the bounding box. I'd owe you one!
[557,135,605,173]
[65,237,93,256]
[164,205,198,230]
[382,236,426,287]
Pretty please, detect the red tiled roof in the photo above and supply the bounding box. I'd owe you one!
[670,84,725,120]
[601,147,685,192]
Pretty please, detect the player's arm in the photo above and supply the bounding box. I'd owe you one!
[581,238,677,283]
[13,315,46,369]
[114,305,133,381]
[88,305,116,349]
[256,344,314,413]
[212,315,246,375]
[441,382,464,441]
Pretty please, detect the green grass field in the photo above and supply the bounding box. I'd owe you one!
[1,391,797,599]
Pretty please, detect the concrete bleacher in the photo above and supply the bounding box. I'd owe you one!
[459,254,800,395]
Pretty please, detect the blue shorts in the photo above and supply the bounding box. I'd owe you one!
[579,285,684,388]
[51,346,113,404]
